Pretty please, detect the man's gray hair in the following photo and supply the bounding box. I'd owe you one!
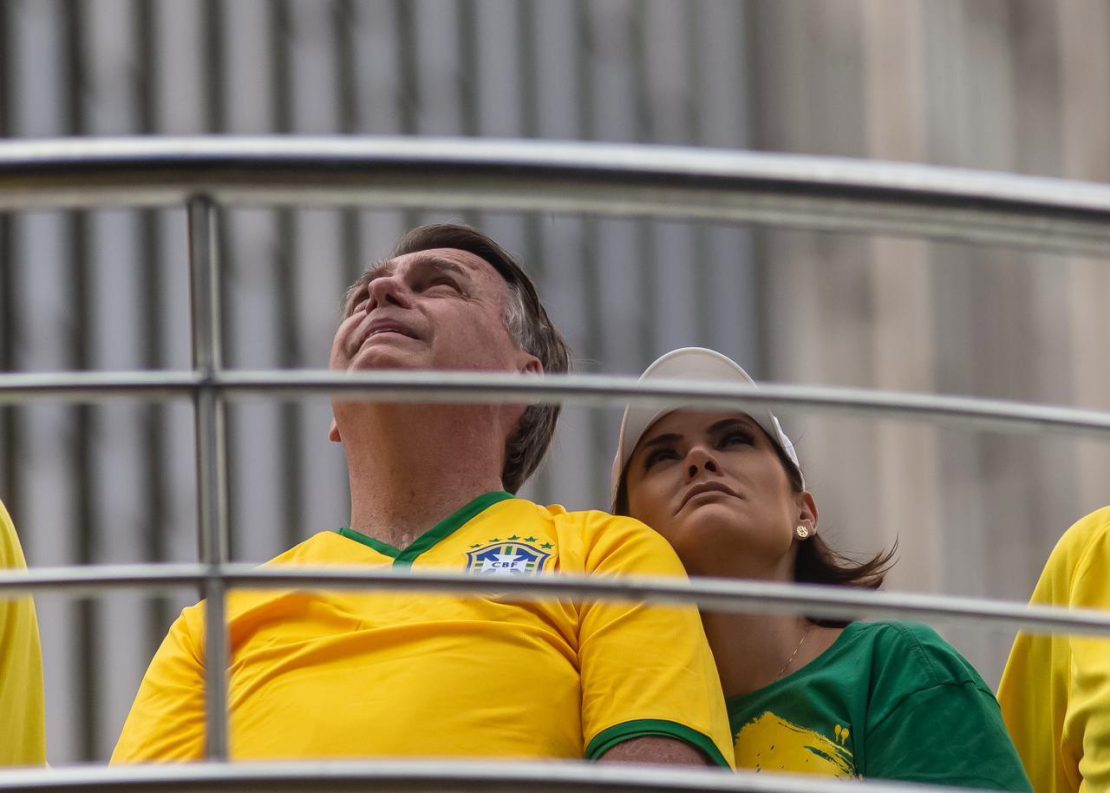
[388,224,571,494]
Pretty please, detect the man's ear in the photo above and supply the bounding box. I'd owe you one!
[797,492,818,538]
[519,352,542,375]
[329,418,341,443]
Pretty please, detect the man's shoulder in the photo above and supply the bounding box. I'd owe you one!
[517,500,661,540]
[262,531,352,567]
[174,533,359,634]
[515,501,683,577]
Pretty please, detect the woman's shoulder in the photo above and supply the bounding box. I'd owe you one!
[850,620,945,646]
[850,621,991,691]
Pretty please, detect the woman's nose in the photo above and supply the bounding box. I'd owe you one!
[685,446,719,479]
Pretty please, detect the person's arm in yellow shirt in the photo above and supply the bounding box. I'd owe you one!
[1067,515,1110,792]
[599,736,710,765]
[0,499,47,766]
[1000,508,1110,793]
[112,605,207,763]
[576,513,734,768]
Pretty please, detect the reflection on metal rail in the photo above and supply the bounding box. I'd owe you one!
[4,136,1110,255]
[1,563,1110,639]
[3,370,1110,439]
[0,760,996,793]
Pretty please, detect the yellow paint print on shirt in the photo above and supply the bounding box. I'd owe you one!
[735,711,855,778]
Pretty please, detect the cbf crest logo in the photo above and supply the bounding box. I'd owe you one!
[466,535,553,576]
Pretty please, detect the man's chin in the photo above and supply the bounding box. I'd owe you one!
[347,346,423,372]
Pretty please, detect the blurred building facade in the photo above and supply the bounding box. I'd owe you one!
[0,0,1108,762]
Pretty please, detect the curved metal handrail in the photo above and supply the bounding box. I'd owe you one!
[0,761,994,793]
[2,370,1110,439]
[3,136,1110,255]
[0,563,1108,639]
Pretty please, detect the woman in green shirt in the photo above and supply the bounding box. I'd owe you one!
[611,347,1030,790]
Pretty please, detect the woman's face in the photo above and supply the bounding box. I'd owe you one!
[624,409,815,580]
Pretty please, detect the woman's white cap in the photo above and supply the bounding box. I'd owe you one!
[611,347,802,503]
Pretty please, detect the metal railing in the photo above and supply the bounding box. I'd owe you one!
[2,136,1109,791]
[6,136,1110,255]
[0,759,1010,793]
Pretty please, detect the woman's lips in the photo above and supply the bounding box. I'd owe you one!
[678,481,740,512]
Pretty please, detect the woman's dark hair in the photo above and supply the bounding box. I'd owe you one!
[612,426,897,628]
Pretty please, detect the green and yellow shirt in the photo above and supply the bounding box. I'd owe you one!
[728,621,1029,790]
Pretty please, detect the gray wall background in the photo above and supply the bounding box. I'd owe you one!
[0,0,1107,763]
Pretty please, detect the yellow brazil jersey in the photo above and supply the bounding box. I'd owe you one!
[999,507,1110,793]
[112,492,733,767]
[0,499,47,766]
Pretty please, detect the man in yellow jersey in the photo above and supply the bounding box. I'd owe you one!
[0,498,47,765]
[998,507,1110,793]
[113,224,734,767]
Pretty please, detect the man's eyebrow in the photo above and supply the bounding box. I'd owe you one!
[344,255,470,314]
[367,255,466,282]
[363,260,394,282]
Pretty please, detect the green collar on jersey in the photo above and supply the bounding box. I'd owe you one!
[337,491,514,567]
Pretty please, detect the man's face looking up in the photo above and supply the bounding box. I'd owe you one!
[330,247,538,377]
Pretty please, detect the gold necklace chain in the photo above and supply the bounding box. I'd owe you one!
[776,624,814,680]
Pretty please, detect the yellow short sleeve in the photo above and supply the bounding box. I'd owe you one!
[576,513,734,768]
[0,499,47,766]
[112,606,208,763]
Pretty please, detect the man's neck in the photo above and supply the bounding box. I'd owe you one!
[339,404,511,550]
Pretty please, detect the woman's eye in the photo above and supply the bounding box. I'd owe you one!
[720,431,753,448]
[644,448,678,470]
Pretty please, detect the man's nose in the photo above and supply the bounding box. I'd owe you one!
[366,275,413,309]
[685,445,719,479]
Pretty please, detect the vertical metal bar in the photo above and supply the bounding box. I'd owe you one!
[188,196,229,761]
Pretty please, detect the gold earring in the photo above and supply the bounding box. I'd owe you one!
[795,525,810,540]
